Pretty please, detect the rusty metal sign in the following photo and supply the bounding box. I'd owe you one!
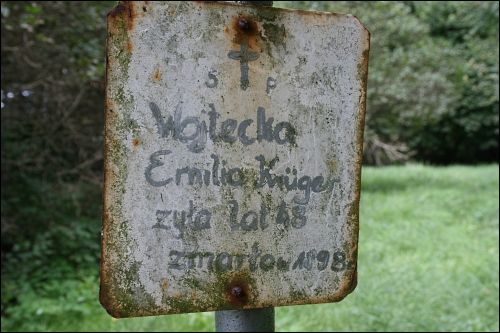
[100,1,370,317]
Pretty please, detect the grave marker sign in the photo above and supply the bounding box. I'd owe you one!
[100,1,370,317]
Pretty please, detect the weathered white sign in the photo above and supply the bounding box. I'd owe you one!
[100,1,369,317]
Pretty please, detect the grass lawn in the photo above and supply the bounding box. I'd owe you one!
[2,164,498,331]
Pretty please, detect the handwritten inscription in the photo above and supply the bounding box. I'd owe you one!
[149,102,296,153]
[145,152,337,204]
[168,243,349,273]
[144,73,341,275]
[152,198,309,239]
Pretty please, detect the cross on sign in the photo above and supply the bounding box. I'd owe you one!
[228,38,260,90]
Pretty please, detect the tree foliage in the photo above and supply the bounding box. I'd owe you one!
[1,1,111,183]
[1,1,113,249]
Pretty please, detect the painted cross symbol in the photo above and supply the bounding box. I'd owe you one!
[228,38,260,91]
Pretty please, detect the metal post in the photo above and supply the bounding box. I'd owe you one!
[216,308,275,332]
[214,1,274,332]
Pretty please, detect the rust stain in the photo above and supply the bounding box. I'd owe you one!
[226,276,250,306]
[227,14,261,51]
[101,1,140,320]
[161,278,169,290]
[101,5,118,318]
[232,15,259,39]
[107,1,138,32]
[106,2,137,53]
[108,2,128,18]
[132,138,141,147]
[340,31,369,309]
[152,67,162,82]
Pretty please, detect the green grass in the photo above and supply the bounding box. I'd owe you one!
[2,165,499,331]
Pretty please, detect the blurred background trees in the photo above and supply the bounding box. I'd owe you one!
[1,1,498,328]
[1,1,111,321]
[1,1,111,243]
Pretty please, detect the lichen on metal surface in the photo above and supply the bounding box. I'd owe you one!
[100,0,370,317]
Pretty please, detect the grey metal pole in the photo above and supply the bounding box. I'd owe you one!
[215,1,274,332]
[216,308,275,332]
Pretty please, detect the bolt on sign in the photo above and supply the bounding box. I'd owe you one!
[100,1,370,317]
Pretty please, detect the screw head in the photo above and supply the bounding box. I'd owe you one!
[238,18,250,31]
[231,286,244,298]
